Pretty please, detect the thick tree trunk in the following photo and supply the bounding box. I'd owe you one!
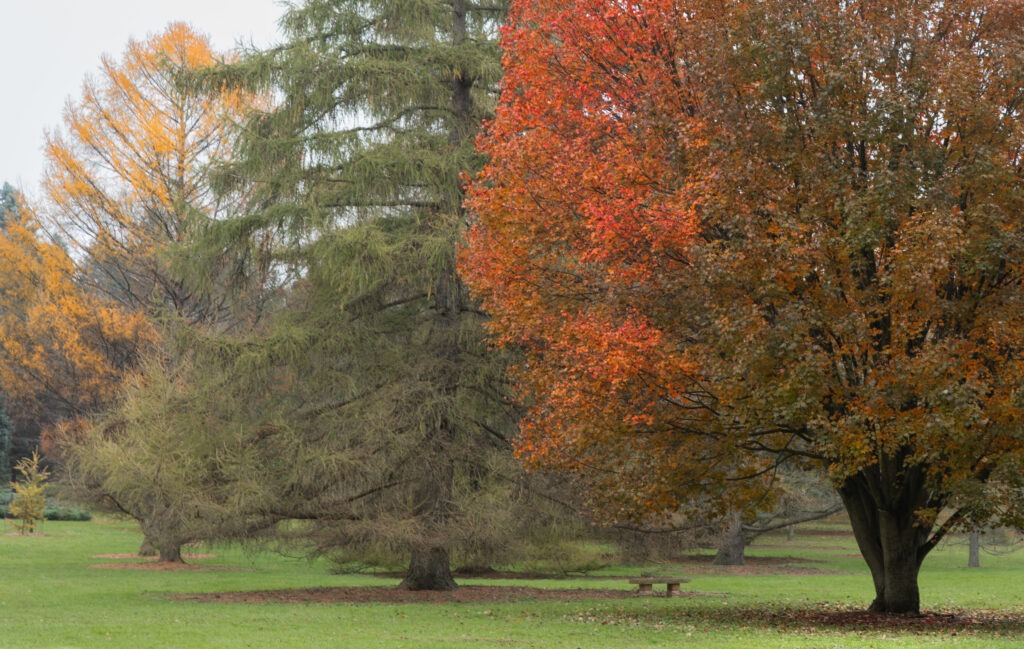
[157,544,184,564]
[138,516,185,563]
[839,468,935,615]
[713,512,746,566]
[400,546,457,591]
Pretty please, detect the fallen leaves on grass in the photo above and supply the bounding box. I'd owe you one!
[768,604,1024,635]
[565,603,1024,637]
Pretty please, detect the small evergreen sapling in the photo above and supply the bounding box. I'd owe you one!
[9,451,48,534]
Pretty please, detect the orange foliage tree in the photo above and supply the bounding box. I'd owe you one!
[464,0,1024,614]
[42,22,258,325]
[0,196,153,429]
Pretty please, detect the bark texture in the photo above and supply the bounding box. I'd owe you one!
[400,546,457,591]
[839,462,939,615]
[157,544,184,564]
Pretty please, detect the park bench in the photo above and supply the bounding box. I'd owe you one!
[628,576,690,596]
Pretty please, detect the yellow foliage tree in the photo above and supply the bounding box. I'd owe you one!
[0,199,154,429]
[0,24,260,449]
[42,22,260,325]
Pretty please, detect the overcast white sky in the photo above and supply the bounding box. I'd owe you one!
[0,0,287,199]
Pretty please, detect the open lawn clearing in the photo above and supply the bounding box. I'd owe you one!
[1,517,1023,648]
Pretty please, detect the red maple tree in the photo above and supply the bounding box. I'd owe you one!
[464,0,1024,614]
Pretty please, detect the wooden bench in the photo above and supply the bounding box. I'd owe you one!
[629,576,690,597]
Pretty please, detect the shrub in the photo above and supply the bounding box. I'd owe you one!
[9,451,48,533]
[42,505,92,522]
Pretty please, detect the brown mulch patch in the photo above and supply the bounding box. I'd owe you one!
[174,585,660,604]
[665,553,851,575]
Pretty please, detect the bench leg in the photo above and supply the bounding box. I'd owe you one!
[636,583,653,596]
[666,583,681,597]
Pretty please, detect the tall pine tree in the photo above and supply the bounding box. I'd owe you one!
[193,0,512,589]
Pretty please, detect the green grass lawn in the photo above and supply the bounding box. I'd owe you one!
[2,516,1023,648]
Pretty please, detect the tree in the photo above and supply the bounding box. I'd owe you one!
[0,183,19,227]
[0,188,20,479]
[464,0,1024,614]
[172,0,513,590]
[712,470,843,566]
[60,350,236,562]
[19,24,263,559]
[9,450,49,534]
[0,201,153,429]
[42,22,259,326]
[0,397,13,487]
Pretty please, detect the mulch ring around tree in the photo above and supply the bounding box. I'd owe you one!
[661,554,853,576]
[173,585,657,604]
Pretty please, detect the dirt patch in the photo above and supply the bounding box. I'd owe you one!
[664,553,850,576]
[673,554,817,565]
[174,585,670,604]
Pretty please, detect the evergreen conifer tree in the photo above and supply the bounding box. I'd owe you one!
[0,397,12,487]
[0,186,15,484]
[192,0,512,589]
[0,183,18,227]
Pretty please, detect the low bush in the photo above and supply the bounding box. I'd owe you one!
[0,488,92,521]
[42,505,92,522]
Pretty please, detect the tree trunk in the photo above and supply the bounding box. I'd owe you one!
[839,469,935,615]
[968,532,981,568]
[138,536,157,557]
[157,543,184,564]
[400,546,457,591]
[713,512,746,566]
[138,515,185,563]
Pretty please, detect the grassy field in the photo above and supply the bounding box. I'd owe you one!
[2,515,1023,648]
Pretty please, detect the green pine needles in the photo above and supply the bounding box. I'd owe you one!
[161,0,549,590]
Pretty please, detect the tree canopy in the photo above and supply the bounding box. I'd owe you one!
[42,22,259,326]
[0,198,153,430]
[464,0,1024,614]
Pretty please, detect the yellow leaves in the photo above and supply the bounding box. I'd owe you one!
[42,22,259,274]
[0,203,156,420]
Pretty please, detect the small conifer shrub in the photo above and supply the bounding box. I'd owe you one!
[9,451,49,534]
